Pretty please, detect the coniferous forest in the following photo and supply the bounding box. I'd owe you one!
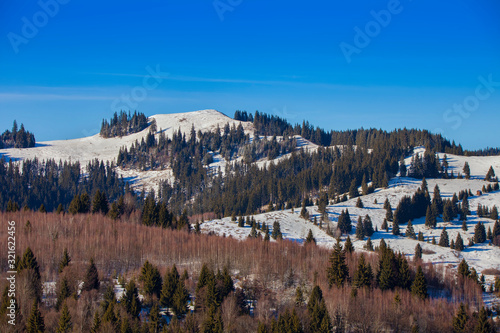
[0,120,36,149]
[0,111,499,332]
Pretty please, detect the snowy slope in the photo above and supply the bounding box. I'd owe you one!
[0,109,252,167]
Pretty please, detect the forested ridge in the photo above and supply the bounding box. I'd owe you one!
[0,120,36,149]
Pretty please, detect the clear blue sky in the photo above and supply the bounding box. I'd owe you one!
[1,0,499,149]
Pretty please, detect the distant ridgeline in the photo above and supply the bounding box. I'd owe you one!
[0,120,36,149]
[100,111,149,138]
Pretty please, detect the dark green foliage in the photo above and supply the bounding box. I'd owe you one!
[91,189,109,215]
[305,229,316,245]
[352,254,373,289]
[56,303,72,333]
[139,260,162,298]
[485,166,496,182]
[398,256,412,290]
[392,219,400,236]
[439,227,449,247]
[272,221,283,240]
[455,233,464,251]
[418,231,424,241]
[100,110,149,138]
[58,248,71,273]
[201,306,224,333]
[365,237,374,251]
[355,197,363,208]
[172,279,189,317]
[274,308,303,333]
[463,162,471,179]
[0,120,36,148]
[355,216,364,240]
[27,300,45,333]
[425,206,436,228]
[458,259,470,278]
[19,247,42,303]
[83,259,100,292]
[452,303,469,333]
[123,280,141,318]
[160,265,180,308]
[462,219,468,231]
[415,243,422,260]
[474,307,495,333]
[56,277,71,310]
[337,209,352,234]
[405,220,416,239]
[381,218,388,231]
[474,222,486,244]
[344,235,354,254]
[491,206,498,220]
[363,215,374,237]
[432,184,443,214]
[327,240,349,288]
[411,266,428,300]
[307,286,332,333]
[90,311,101,333]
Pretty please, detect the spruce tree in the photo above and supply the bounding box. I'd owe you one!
[344,235,354,254]
[485,166,496,182]
[352,254,373,289]
[365,237,374,251]
[148,301,161,332]
[305,229,316,245]
[432,185,443,214]
[56,303,72,333]
[58,249,71,273]
[425,206,436,228]
[405,220,416,239]
[452,303,469,333]
[415,243,422,261]
[491,206,498,220]
[411,266,428,300]
[463,162,470,179]
[474,307,495,333]
[458,259,470,278]
[392,219,400,236]
[439,227,450,247]
[462,219,468,231]
[455,233,464,251]
[381,218,388,232]
[123,280,141,318]
[355,216,364,240]
[474,221,486,244]
[172,280,189,317]
[26,300,45,333]
[56,277,71,310]
[363,215,374,237]
[160,265,179,308]
[355,197,363,208]
[272,221,283,240]
[90,311,101,333]
[327,240,349,288]
[418,231,424,241]
[83,259,100,292]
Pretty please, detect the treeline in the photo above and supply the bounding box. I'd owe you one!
[0,211,494,332]
[100,110,149,138]
[0,158,125,212]
[0,120,36,149]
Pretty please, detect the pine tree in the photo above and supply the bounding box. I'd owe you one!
[415,243,422,261]
[462,219,468,231]
[474,307,495,333]
[58,249,71,273]
[432,185,443,214]
[327,240,349,288]
[172,279,189,317]
[272,221,283,240]
[425,206,436,228]
[487,227,493,241]
[452,303,469,333]
[363,215,374,237]
[26,300,45,333]
[458,259,470,279]
[405,220,416,239]
[139,261,162,298]
[83,258,100,291]
[305,229,316,245]
[123,280,141,318]
[491,206,498,220]
[355,197,363,208]
[385,203,393,221]
[149,301,161,333]
[418,231,424,241]
[493,220,500,238]
[474,222,486,244]
[160,265,179,308]
[365,237,374,251]
[355,216,364,240]
[411,266,428,300]
[56,303,72,333]
[485,166,496,182]
[392,219,400,236]
[295,286,305,307]
[344,235,354,254]
[337,209,352,234]
[399,256,412,290]
[19,247,42,302]
[439,227,450,247]
[463,162,471,179]
[90,311,101,333]
[381,218,388,231]
[352,254,373,289]
[56,277,71,310]
[455,233,464,251]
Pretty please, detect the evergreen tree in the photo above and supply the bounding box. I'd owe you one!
[363,214,374,237]
[56,277,71,310]
[365,237,374,251]
[172,279,189,317]
[474,221,486,244]
[411,266,428,300]
[327,240,349,288]
[458,259,470,279]
[415,243,422,260]
[432,185,443,214]
[381,218,388,231]
[305,229,316,245]
[485,166,496,182]
[272,221,283,240]
[462,219,468,231]
[90,311,101,333]
[474,307,495,333]
[295,286,305,307]
[148,301,161,333]
[355,216,364,240]
[355,197,363,208]
[19,247,42,302]
[487,227,493,241]
[26,300,45,333]
[425,206,436,228]
[123,280,141,318]
[56,303,72,333]
[452,303,469,333]
[491,206,498,220]
[398,256,412,290]
[392,219,400,236]
[58,249,71,273]
[405,220,416,239]
[139,260,162,298]
[83,259,100,292]
[418,231,424,241]
[352,253,373,289]
[439,227,450,247]
[337,209,352,234]
[455,233,464,251]
[160,265,179,308]
[493,220,500,238]
[385,202,393,221]
[463,162,471,179]
[344,235,354,254]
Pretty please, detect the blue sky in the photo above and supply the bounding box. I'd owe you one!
[0,0,499,149]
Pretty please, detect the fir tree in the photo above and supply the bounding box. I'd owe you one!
[58,248,71,273]
[355,216,364,240]
[123,280,141,318]
[56,303,72,333]
[485,166,496,182]
[458,259,470,278]
[474,221,486,244]
[411,266,428,300]
[337,209,352,234]
[392,219,400,236]
[439,227,450,247]
[56,277,71,310]
[344,235,354,254]
[305,229,316,245]
[295,286,305,307]
[381,218,388,231]
[432,185,443,214]
[474,307,495,333]
[413,243,422,262]
[327,240,349,288]
[272,221,283,240]
[160,264,179,308]
[452,303,469,333]
[26,300,45,333]
[352,253,373,289]
[399,256,412,290]
[385,202,393,222]
[90,311,101,333]
[455,233,464,251]
[172,279,189,317]
[149,301,161,333]
[363,214,374,237]
[365,237,374,251]
[491,206,498,220]
[418,231,424,241]
[139,260,162,298]
[355,197,363,208]
[405,220,416,239]
[83,258,100,292]
[462,219,468,231]
[463,162,471,179]
[425,206,436,228]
